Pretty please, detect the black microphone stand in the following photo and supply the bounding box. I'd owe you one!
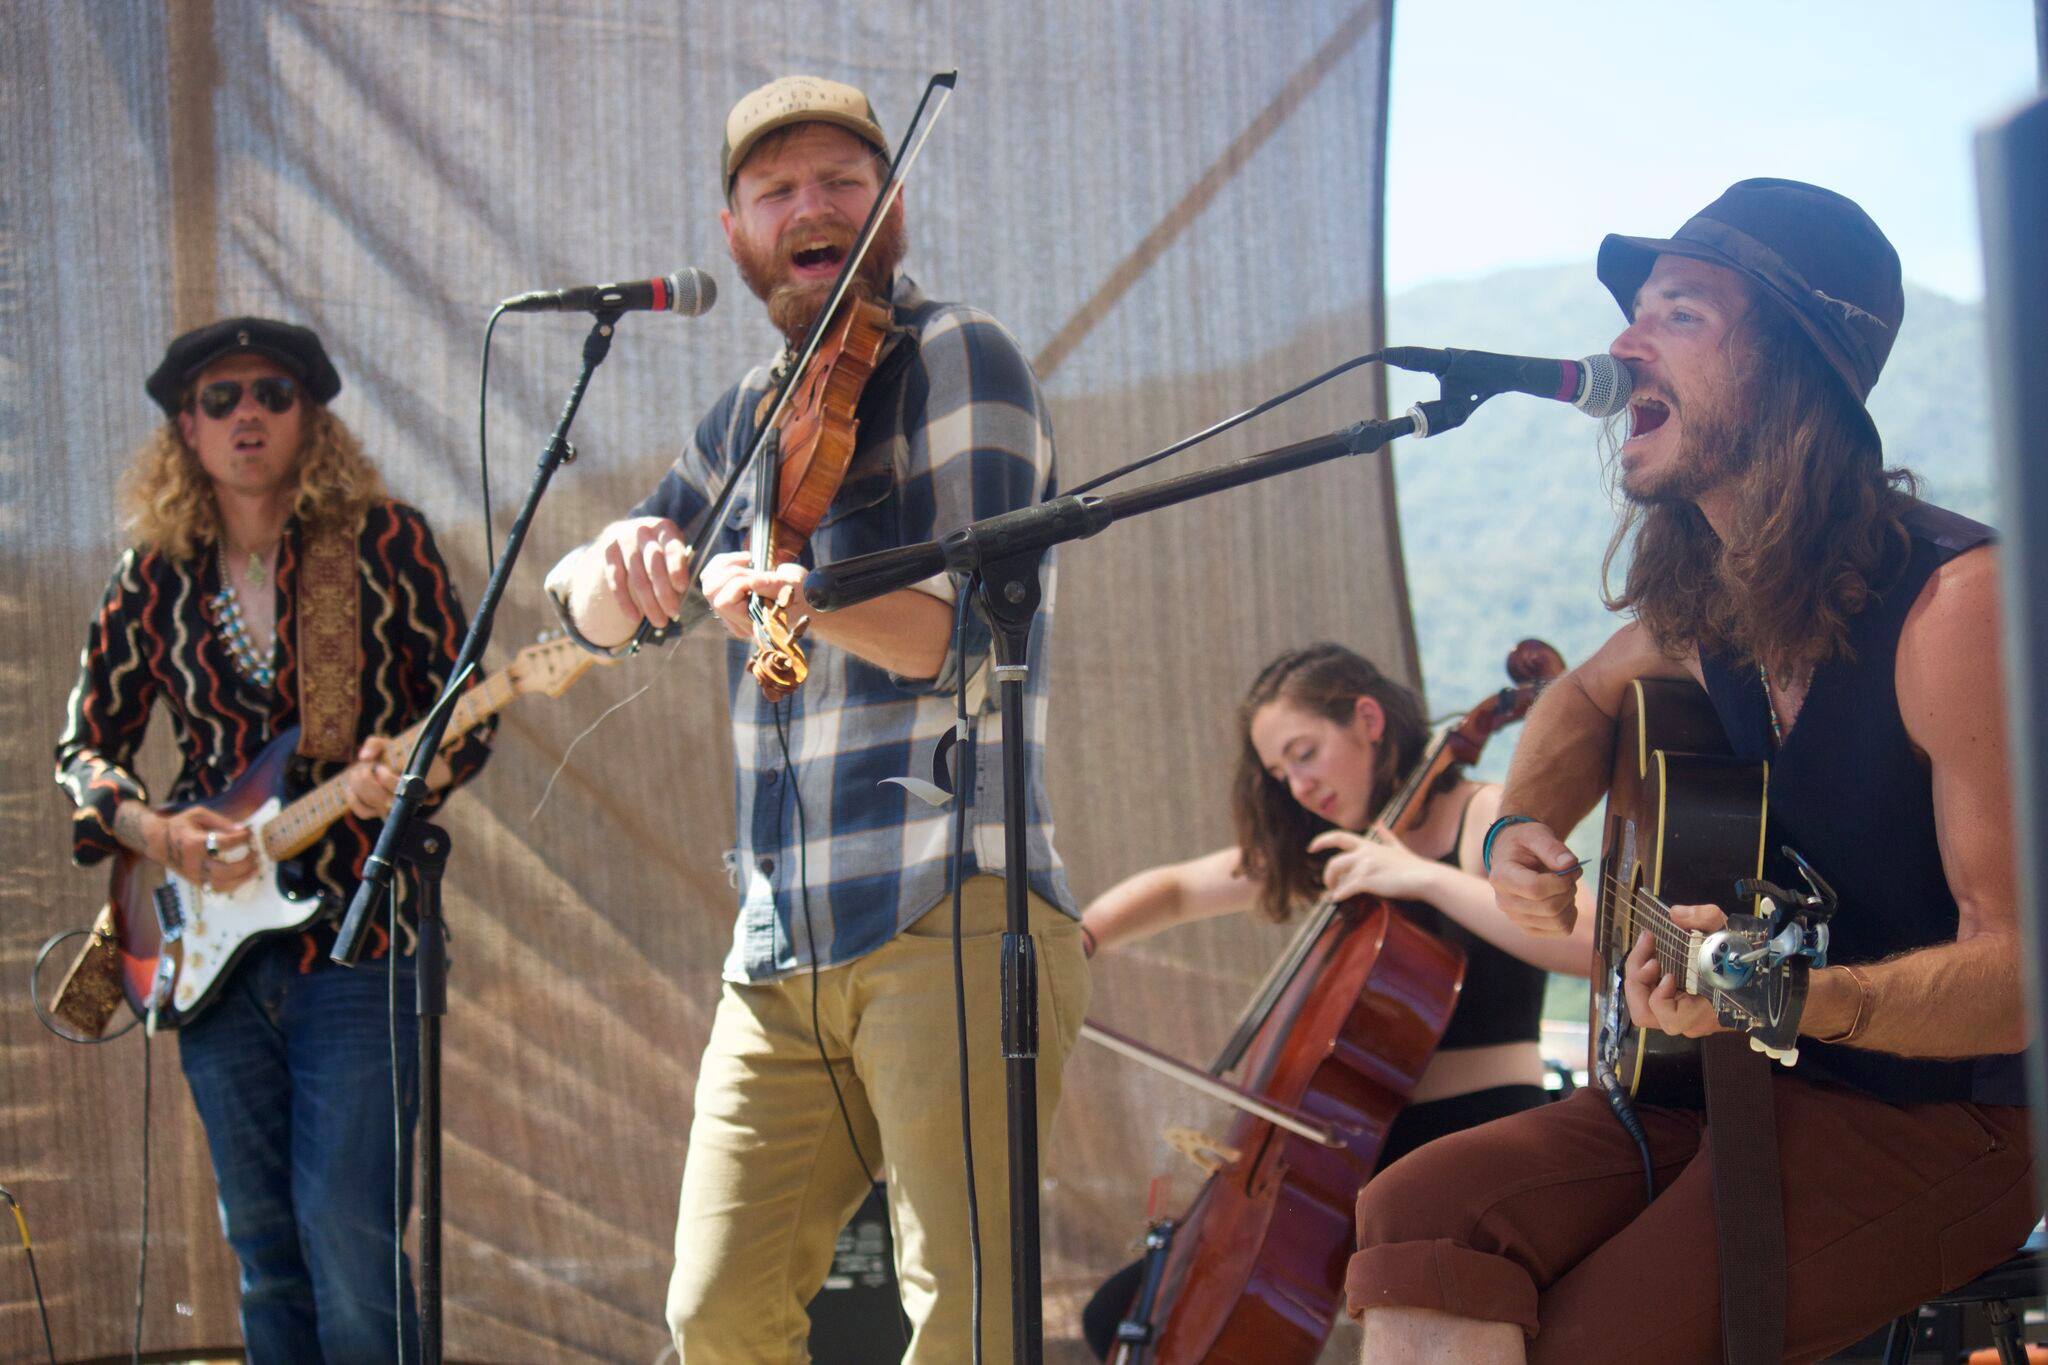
[330,309,625,1364]
[807,383,1488,1365]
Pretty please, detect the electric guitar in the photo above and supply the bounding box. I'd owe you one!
[109,633,617,1027]
[1591,677,1834,1106]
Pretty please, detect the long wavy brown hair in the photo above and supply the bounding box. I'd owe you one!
[1602,296,1915,681]
[1230,643,1456,923]
[123,401,385,561]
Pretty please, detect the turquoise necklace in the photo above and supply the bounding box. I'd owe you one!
[208,541,277,688]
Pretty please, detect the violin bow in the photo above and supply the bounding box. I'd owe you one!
[636,70,959,651]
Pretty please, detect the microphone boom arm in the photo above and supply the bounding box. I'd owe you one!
[806,411,1424,611]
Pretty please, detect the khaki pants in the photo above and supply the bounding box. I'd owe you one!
[665,875,1091,1363]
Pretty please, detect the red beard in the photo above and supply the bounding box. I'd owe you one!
[731,200,909,341]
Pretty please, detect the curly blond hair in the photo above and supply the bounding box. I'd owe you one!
[122,402,386,561]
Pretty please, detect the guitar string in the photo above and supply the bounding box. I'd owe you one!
[1595,871,1778,1022]
[1595,874,1703,957]
[1594,872,1732,999]
[1595,871,1725,945]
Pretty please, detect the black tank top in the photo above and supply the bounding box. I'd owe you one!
[1697,501,2022,1105]
[1402,792,1548,1051]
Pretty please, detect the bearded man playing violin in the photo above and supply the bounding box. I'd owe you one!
[1345,180,2034,1364]
[544,75,1086,1363]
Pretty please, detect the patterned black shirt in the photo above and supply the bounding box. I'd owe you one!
[55,499,494,965]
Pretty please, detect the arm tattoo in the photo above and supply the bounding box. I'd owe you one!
[112,800,155,860]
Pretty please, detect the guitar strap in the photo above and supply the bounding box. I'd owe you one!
[1702,1033,1786,1364]
[295,517,361,764]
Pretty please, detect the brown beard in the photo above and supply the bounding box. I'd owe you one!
[731,199,908,341]
[1624,369,1755,506]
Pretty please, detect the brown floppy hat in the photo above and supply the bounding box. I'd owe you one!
[721,75,888,193]
[1598,178,1904,422]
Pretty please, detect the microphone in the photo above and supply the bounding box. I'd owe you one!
[1383,346,1631,418]
[501,269,718,316]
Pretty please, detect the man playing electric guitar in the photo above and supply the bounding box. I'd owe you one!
[1346,181,2035,1362]
[53,317,493,1360]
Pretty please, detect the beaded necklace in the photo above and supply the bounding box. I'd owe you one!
[208,541,277,688]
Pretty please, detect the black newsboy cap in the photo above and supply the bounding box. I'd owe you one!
[146,316,342,416]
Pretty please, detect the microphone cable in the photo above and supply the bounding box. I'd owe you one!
[2,1186,59,1365]
[944,580,986,1365]
[771,702,910,1360]
[132,1013,153,1365]
[476,304,509,572]
[29,923,169,1363]
[388,880,408,1365]
[1067,349,1385,496]
[28,929,141,1044]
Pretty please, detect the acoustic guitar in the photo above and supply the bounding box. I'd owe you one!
[1591,676,1834,1106]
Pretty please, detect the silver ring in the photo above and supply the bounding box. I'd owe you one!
[204,832,219,857]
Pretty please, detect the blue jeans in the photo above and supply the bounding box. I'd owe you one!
[178,936,420,1364]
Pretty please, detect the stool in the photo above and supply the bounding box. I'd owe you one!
[1881,1227,2047,1364]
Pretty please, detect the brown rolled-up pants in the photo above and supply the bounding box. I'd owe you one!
[1347,1074,2035,1363]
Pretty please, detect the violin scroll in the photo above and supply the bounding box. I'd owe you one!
[1441,637,1565,767]
[1507,637,1566,687]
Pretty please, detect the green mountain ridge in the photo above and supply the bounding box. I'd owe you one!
[1387,262,1994,772]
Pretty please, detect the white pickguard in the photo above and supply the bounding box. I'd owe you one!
[159,796,327,1016]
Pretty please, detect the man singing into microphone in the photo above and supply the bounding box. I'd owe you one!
[1345,180,2034,1362]
[544,75,1087,1362]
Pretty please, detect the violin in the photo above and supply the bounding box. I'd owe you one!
[643,71,954,692]
[743,291,894,700]
[1098,638,1566,1363]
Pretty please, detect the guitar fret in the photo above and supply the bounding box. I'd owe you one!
[257,639,593,862]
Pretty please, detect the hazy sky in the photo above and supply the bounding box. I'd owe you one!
[1384,1,2041,299]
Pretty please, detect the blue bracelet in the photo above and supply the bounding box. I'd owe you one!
[1481,814,1541,873]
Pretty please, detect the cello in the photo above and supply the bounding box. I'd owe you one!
[1094,638,1565,1363]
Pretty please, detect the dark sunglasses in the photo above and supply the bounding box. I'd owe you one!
[193,376,299,420]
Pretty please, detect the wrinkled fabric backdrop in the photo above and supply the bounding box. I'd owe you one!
[0,3,1407,1358]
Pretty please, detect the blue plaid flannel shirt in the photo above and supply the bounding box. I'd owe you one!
[560,275,1074,982]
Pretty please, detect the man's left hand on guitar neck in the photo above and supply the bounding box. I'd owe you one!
[1623,906,1729,1039]
[343,735,454,822]
[1626,904,1866,1044]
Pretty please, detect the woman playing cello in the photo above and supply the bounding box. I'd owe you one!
[1077,641,1593,1359]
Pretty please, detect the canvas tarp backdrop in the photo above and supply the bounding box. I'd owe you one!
[0,3,1409,1358]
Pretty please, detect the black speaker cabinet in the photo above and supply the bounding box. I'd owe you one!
[806,1182,910,1363]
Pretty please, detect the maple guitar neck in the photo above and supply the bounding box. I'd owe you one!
[262,669,520,862]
